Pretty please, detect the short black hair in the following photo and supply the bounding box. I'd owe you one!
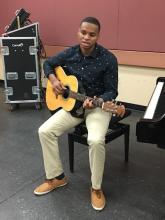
[80,17,101,32]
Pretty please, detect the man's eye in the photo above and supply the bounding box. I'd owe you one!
[81,31,86,35]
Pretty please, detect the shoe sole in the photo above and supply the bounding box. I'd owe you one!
[34,181,68,196]
[91,203,105,211]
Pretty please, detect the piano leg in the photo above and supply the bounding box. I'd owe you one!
[124,124,130,162]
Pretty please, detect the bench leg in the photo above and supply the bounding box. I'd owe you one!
[68,134,74,173]
[124,125,130,162]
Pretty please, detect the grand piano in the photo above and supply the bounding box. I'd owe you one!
[136,77,165,149]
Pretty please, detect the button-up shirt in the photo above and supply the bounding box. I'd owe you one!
[43,44,118,101]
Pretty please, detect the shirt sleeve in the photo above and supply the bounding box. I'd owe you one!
[100,55,118,101]
[43,49,68,78]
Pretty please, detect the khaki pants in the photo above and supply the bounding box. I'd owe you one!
[38,108,112,189]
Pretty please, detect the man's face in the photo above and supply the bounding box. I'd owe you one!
[78,22,99,50]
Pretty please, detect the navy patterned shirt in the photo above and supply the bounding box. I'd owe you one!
[43,44,118,101]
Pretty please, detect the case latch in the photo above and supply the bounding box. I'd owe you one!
[5,87,13,95]
[7,72,18,80]
[25,72,36,80]
[32,86,40,94]
[29,46,38,55]
[1,46,9,55]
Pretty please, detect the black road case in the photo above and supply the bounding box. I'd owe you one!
[0,37,41,107]
[3,22,40,46]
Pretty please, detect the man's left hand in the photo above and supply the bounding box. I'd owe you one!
[83,98,95,109]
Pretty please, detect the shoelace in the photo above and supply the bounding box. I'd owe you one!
[92,189,102,199]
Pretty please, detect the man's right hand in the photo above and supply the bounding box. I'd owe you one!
[48,74,66,97]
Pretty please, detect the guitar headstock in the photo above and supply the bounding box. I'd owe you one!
[102,101,125,117]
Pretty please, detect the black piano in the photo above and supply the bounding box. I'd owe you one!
[136,77,165,149]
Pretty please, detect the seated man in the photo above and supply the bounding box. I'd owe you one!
[34,16,118,211]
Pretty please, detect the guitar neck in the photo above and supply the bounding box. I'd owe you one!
[69,90,103,108]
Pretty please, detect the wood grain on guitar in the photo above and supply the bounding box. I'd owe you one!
[46,66,125,117]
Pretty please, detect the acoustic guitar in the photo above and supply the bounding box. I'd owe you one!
[46,66,125,117]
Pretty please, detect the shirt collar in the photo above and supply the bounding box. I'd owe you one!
[76,43,99,58]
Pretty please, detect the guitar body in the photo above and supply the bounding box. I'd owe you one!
[46,66,126,118]
[46,66,78,111]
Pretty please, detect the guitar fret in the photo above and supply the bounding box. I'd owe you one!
[69,91,86,102]
[69,90,104,108]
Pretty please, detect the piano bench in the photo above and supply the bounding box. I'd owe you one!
[68,109,131,173]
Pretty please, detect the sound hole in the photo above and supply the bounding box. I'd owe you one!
[63,86,70,99]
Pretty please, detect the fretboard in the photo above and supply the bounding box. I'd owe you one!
[69,90,103,108]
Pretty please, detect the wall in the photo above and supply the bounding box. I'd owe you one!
[117,65,165,106]
[1,0,165,52]
[0,0,165,106]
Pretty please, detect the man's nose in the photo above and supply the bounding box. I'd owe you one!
[84,34,90,39]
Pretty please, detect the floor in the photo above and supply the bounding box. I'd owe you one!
[0,83,165,220]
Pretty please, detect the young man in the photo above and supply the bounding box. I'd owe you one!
[34,17,118,211]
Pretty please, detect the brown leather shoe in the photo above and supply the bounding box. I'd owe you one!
[34,177,68,195]
[91,188,106,211]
